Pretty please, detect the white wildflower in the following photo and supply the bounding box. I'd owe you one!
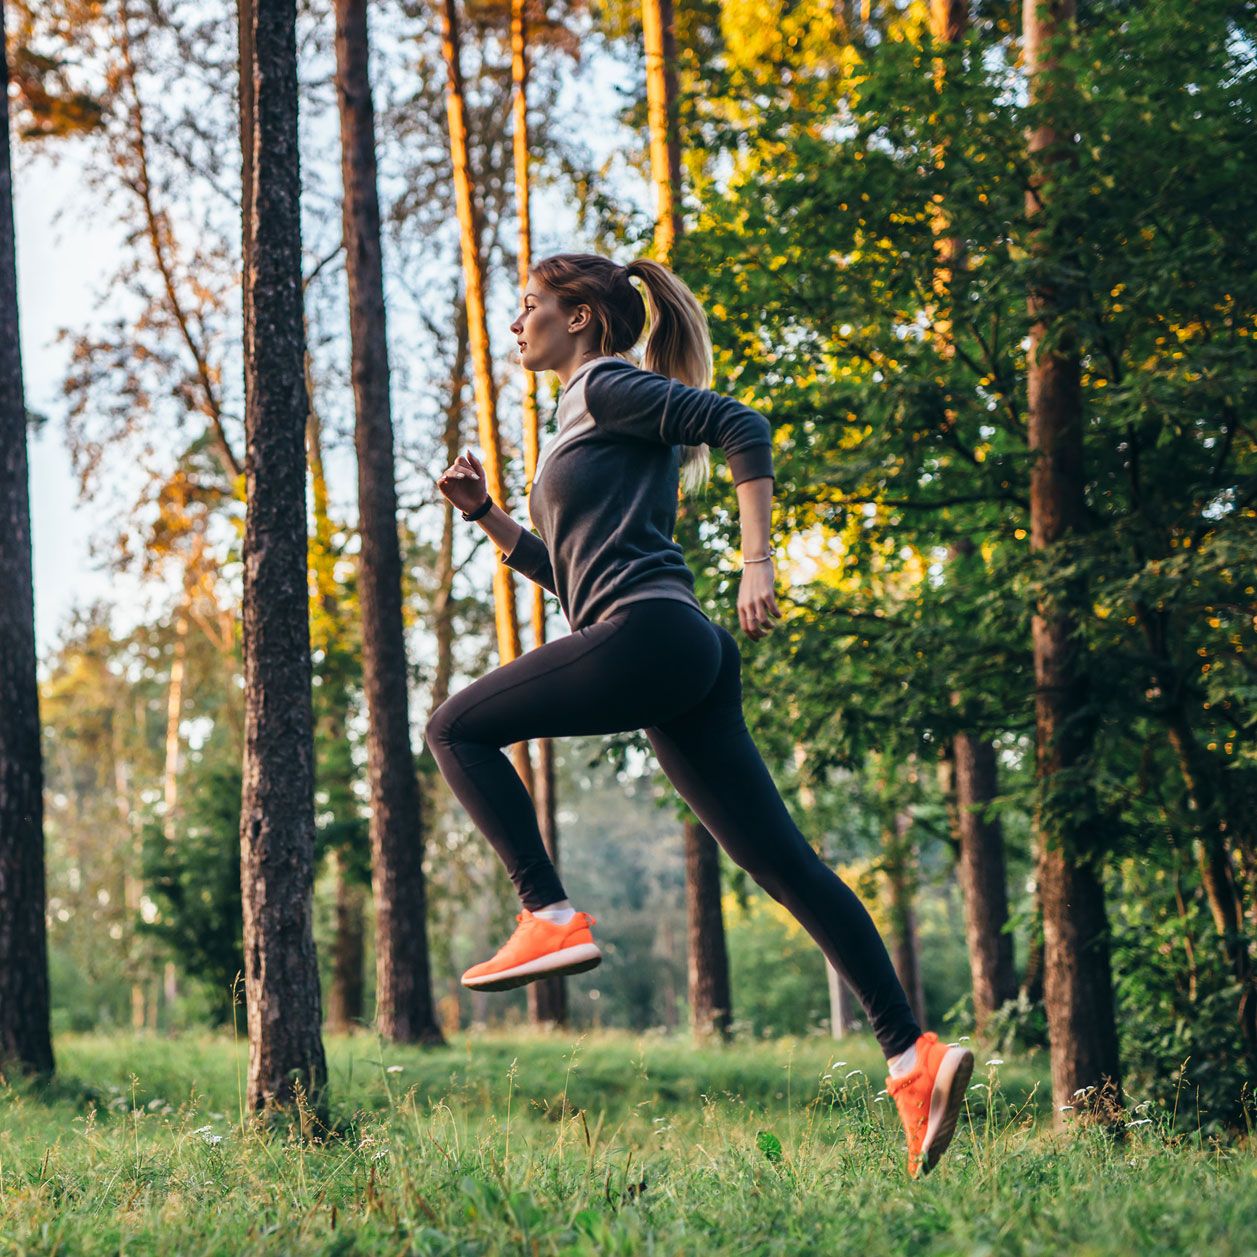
[1126,1119,1152,1128]
[193,1125,223,1146]
[985,1058,1005,1066]
[386,1065,404,1074]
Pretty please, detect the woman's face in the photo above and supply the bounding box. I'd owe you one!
[509,277,590,373]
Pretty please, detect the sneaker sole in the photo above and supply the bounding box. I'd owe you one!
[461,942,603,992]
[918,1045,974,1176]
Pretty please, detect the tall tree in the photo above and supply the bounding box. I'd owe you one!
[510,0,566,1027]
[926,2,1018,1034]
[0,0,54,1077]
[1023,0,1121,1118]
[333,0,444,1046]
[304,394,368,1034]
[438,0,529,699]
[640,0,732,1038]
[236,0,327,1114]
[640,0,681,257]
[684,816,731,1038]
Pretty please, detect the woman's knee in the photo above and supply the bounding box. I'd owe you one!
[424,698,460,751]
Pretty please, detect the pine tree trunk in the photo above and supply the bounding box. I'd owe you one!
[334,0,444,1046]
[1023,0,1121,1121]
[954,732,1018,1029]
[511,0,565,1027]
[327,849,367,1032]
[430,298,469,714]
[884,812,927,1027]
[0,0,54,1078]
[438,0,529,733]
[237,0,328,1116]
[685,817,732,1038]
[641,0,683,258]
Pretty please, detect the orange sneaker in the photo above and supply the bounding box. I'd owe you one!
[460,909,602,992]
[886,1031,974,1178]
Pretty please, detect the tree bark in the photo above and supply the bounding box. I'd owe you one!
[954,732,1018,1030]
[438,0,530,731]
[0,0,54,1075]
[884,810,927,1027]
[685,817,731,1038]
[237,0,327,1116]
[641,0,683,259]
[334,0,444,1045]
[326,849,367,1032]
[511,0,565,1028]
[430,298,469,714]
[1024,0,1121,1120]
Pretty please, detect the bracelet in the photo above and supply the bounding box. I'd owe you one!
[743,553,774,564]
[461,495,493,522]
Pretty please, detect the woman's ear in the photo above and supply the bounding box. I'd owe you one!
[567,303,592,333]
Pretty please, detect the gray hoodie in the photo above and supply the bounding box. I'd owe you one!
[500,355,775,630]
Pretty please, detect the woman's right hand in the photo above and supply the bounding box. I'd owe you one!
[437,448,490,514]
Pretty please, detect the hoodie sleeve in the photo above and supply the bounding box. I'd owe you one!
[584,359,775,487]
[500,524,558,595]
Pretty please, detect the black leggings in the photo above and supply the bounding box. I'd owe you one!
[424,598,921,1058]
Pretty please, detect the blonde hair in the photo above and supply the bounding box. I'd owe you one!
[530,253,714,496]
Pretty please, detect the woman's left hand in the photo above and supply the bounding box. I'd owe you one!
[738,560,782,640]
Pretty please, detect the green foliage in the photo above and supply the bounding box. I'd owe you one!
[1110,855,1253,1134]
[140,753,244,1026]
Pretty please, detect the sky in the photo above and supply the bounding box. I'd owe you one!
[16,150,125,667]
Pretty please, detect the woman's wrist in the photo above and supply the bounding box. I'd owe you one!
[461,494,493,522]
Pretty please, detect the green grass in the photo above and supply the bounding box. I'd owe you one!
[1,1028,1254,1254]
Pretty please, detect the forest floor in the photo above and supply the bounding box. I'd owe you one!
[1,1027,1254,1254]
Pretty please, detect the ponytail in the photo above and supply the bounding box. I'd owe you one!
[624,259,714,496]
[530,252,716,495]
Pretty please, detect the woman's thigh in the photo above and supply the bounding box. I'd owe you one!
[427,600,724,749]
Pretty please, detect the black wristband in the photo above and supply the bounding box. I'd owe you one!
[461,495,493,522]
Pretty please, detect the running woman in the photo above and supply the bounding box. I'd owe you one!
[430,253,973,1177]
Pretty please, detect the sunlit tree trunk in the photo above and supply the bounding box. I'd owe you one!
[0,0,54,1078]
[1024,0,1121,1121]
[431,297,469,716]
[334,0,444,1046]
[641,0,682,258]
[510,0,566,1027]
[237,0,327,1116]
[438,0,529,742]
